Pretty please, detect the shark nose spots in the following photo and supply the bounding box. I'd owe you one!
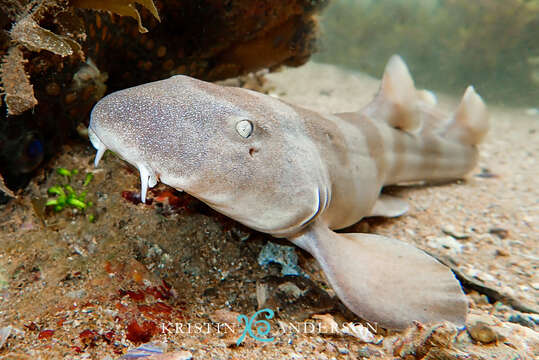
[236,119,253,138]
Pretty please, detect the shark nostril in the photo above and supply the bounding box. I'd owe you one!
[249,148,258,157]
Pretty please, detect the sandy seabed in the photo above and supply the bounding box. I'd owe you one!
[0,62,537,359]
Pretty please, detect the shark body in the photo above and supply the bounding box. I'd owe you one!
[89,56,488,329]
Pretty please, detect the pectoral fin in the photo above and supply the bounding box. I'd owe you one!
[289,222,467,330]
[369,194,409,218]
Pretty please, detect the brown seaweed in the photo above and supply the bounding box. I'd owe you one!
[0,46,37,115]
[72,0,160,33]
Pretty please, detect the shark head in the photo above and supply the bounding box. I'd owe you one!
[89,75,330,236]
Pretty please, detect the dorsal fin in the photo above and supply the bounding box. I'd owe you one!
[444,86,489,145]
[380,55,416,107]
[363,55,422,133]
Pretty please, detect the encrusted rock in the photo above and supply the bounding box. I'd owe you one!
[467,321,499,344]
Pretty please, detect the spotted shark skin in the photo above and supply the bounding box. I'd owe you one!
[89,56,488,330]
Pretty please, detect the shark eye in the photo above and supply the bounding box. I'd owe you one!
[235,119,253,138]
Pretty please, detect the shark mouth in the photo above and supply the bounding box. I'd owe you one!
[89,126,158,203]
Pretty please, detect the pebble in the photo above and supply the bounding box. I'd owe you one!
[489,228,509,239]
[66,289,87,299]
[465,267,497,283]
[277,281,305,298]
[467,321,498,344]
[341,323,375,343]
[256,276,335,320]
[495,248,510,257]
[357,346,383,358]
[467,291,489,307]
[164,351,193,360]
[442,225,470,239]
[427,236,464,253]
[0,326,21,349]
[338,347,349,354]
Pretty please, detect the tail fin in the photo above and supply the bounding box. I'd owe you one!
[443,86,489,145]
[290,221,468,330]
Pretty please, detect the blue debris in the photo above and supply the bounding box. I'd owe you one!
[258,242,304,276]
[121,342,166,359]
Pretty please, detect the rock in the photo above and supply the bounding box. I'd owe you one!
[256,276,336,320]
[278,281,306,298]
[257,241,303,276]
[391,322,459,358]
[467,321,499,344]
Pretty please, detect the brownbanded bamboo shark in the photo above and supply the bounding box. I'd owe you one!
[89,56,488,330]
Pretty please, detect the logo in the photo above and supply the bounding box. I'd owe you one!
[160,308,378,344]
[236,308,275,345]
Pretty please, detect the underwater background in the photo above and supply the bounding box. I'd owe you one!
[314,0,538,107]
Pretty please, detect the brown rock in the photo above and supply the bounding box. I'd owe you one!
[467,321,498,344]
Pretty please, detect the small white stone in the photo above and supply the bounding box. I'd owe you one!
[427,236,464,253]
[340,323,375,343]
